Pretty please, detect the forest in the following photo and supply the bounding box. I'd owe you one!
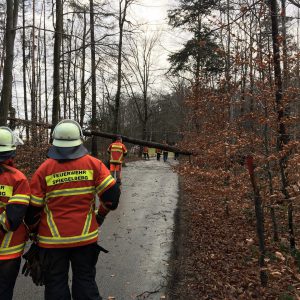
[2,0,300,299]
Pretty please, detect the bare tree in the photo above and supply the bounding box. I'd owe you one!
[90,0,98,156]
[268,0,295,249]
[80,8,87,127]
[52,0,63,128]
[113,0,135,133]
[123,32,160,140]
[0,0,19,126]
[31,0,37,140]
[22,0,29,139]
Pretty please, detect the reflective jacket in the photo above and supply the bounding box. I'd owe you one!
[29,155,116,248]
[155,149,162,154]
[143,147,149,153]
[0,164,30,260]
[107,142,127,164]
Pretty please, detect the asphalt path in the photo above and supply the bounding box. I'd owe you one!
[13,158,178,300]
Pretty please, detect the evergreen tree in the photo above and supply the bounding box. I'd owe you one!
[168,0,223,82]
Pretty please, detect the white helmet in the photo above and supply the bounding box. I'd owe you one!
[52,119,83,147]
[0,127,17,152]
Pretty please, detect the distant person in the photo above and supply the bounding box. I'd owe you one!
[143,146,150,160]
[107,135,128,184]
[155,148,162,161]
[174,152,179,160]
[162,141,169,162]
[163,150,168,162]
[0,127,30,300]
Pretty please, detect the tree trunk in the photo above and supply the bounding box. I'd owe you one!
[90,0,98,157]
[269,0,295,249]
[8,117,192,155]
[73,37,78,121]
[22,0,29,140]
[80,10,87,127]
[113,0,129,133]
[0,0,19,126]
[31,0,37,141]
[52,0,63,129]
[44,0,48,126]
[246,156,268,287]
[66,15,75,119]
[281,0,288,89]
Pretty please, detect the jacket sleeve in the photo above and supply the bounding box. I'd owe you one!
[24,169,46,228]
[95,161,120,217]
[0,176,30,232]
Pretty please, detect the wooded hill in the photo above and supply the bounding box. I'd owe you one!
[3,0,300,298]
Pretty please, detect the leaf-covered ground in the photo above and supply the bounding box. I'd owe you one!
[167,175,300,300]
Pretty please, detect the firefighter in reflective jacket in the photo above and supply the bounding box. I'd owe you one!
[0,127,30,300]
[143,146,150,160]
[107,135,127,184]
[25,120,120,300]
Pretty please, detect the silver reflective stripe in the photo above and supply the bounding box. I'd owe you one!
[38,229,98,244]
[31,195,44,206]
[1,231,13,248]
[96,175,114,194]
[0,243,25,255]
[46,186,95,200]
[44,204,60,237]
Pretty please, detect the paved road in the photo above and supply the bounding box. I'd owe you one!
[13,159,178,300]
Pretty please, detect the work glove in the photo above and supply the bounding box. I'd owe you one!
[22,243,45,286]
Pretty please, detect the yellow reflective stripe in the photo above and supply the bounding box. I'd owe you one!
[31,195,44,206]
[38,229,98,245]
[1,231,13,248]
[0,202,6,208]
[110,159,122,163]
[46,170,94,186]
[0,185,13,197]
[0,243,25,255]
[8,199,29,205]
[82,197,95,235]
[96,175,115,194]
[46,186,95,200]
[45,204,60,237]
[0,211,8,231]
[111,145,123,149]
[8,194,30,205]
[82,211,93,235]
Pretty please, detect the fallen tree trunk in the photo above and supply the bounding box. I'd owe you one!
[8,117,192,156]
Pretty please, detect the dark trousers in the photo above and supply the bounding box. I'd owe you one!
[156,153,161,160]
[0,257,21,300]
[41,243,102,300]
[163,152,168,162]
[143,153,149,160]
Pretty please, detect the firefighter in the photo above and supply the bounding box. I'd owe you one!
[0,127,30,300]
[163,150,168,162]
[107,135,127,184]
[25,120,120,300]
[142,146,150,160]
[155,148,162,161]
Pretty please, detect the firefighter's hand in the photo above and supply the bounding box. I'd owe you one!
[96,214,106,226]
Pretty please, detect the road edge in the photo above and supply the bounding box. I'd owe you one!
[166,175,187,300]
